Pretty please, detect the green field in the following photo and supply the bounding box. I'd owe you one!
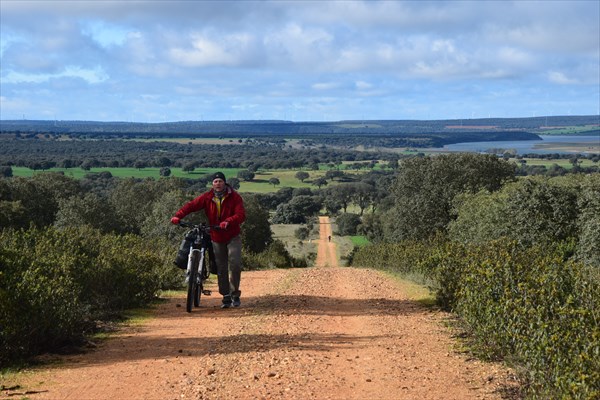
[350,235,370,247]
[9,166,339,193]
[271,223,319,261]
[10,166,241,180]
[9,155,597,190]
[509,158,597,169]
[538,125,599,135]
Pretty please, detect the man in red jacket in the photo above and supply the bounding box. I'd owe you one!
[171,172,246,308]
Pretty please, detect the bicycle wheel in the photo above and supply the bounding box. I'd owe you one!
[193,249,207,307]
[186,251,200,313]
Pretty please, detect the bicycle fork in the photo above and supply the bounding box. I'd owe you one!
[187,248,212,295]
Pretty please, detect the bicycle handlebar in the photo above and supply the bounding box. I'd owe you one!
[177,221,221,231]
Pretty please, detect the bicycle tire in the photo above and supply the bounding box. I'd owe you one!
[186,251,200,313]
[194,249,207,307]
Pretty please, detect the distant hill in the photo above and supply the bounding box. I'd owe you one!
[1,115,598,148]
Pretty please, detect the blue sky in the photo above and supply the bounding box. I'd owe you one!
[1,0,598,122]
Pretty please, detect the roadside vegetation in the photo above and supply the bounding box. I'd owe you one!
[349,155,600,399]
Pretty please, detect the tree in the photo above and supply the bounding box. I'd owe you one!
[156,157,172,167]
[54,192,121,234]
[295,171,310,182]
[327,184,354,213]
[159,167,171,177]
[335,213,362,236]
[269,177,280,187]
[383,153,516,241]
[228,177,241,190]
[349,182,373,215]
[110,178,182,234]
[182,163,195,173]
[1,166,13,177]
[140,190,191,242]
[1,173,81,229]
[240,194,273,253]
[271,195,322,224]
[312,177,328,189]
[449,175,583,250]
[294,226,310,240]
[237,169,255,182]
[325,170,344,181]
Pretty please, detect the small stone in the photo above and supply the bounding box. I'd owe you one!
[207,368,216,375]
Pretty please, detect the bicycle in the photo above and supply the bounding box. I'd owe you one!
[175,221,218,313]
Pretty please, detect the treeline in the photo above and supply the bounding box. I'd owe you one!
[5,116,588,149]
[2,115,598,136]
[346,154,599,398]
[0,138,393,171]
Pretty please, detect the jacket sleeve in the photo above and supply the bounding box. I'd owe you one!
[174,194,206,219]
[224,193,246,226]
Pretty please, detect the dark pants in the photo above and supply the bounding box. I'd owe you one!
[212,235,242,297]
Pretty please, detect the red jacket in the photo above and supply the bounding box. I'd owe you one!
[174,186,246,243]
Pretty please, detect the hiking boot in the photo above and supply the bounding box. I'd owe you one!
[232,296,241,307]
[221,295,232,309]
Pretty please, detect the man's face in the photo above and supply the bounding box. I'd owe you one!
[212,178,226,191]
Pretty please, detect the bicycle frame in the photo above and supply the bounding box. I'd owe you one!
[178,221,217,312]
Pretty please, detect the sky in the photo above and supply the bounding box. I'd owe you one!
[1,0,599,123]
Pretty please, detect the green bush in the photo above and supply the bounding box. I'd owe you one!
[350,239,600,398]
[0,226,172,365]
[456,240,600,398]
[242,240,307,270]
[335,213,362,236]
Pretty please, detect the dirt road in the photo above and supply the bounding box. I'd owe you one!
[2,217,518,400]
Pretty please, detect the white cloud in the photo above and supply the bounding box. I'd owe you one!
[0,0,598,121]
[3,65,108,84]
[547,71,579,85]
[355,81,372,90]
[312,82,339,90]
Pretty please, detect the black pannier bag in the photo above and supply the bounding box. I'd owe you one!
[174,236,192,269]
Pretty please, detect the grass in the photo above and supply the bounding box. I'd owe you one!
[350,235,370,247]
[383,271,436,306]
[9,166,244,180]
[509,158,598,169]
[8,166,353,193]
[333,235,356,266]
[271,223,318,261]
[538,125,599,135]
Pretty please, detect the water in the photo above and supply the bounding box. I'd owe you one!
[442,135,599,155]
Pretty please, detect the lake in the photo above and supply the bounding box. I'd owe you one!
[441,135,599,155]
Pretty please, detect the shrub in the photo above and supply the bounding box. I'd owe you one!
[294,226,310,240]
[335,213,362,236]
[350,238,600,398]
[0,226,171,365]
[242,240,308,270]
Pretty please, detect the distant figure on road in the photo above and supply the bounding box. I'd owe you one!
[328,235,331,242]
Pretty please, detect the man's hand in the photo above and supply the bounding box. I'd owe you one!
[171,217,180,225]
[219,221,229,230]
